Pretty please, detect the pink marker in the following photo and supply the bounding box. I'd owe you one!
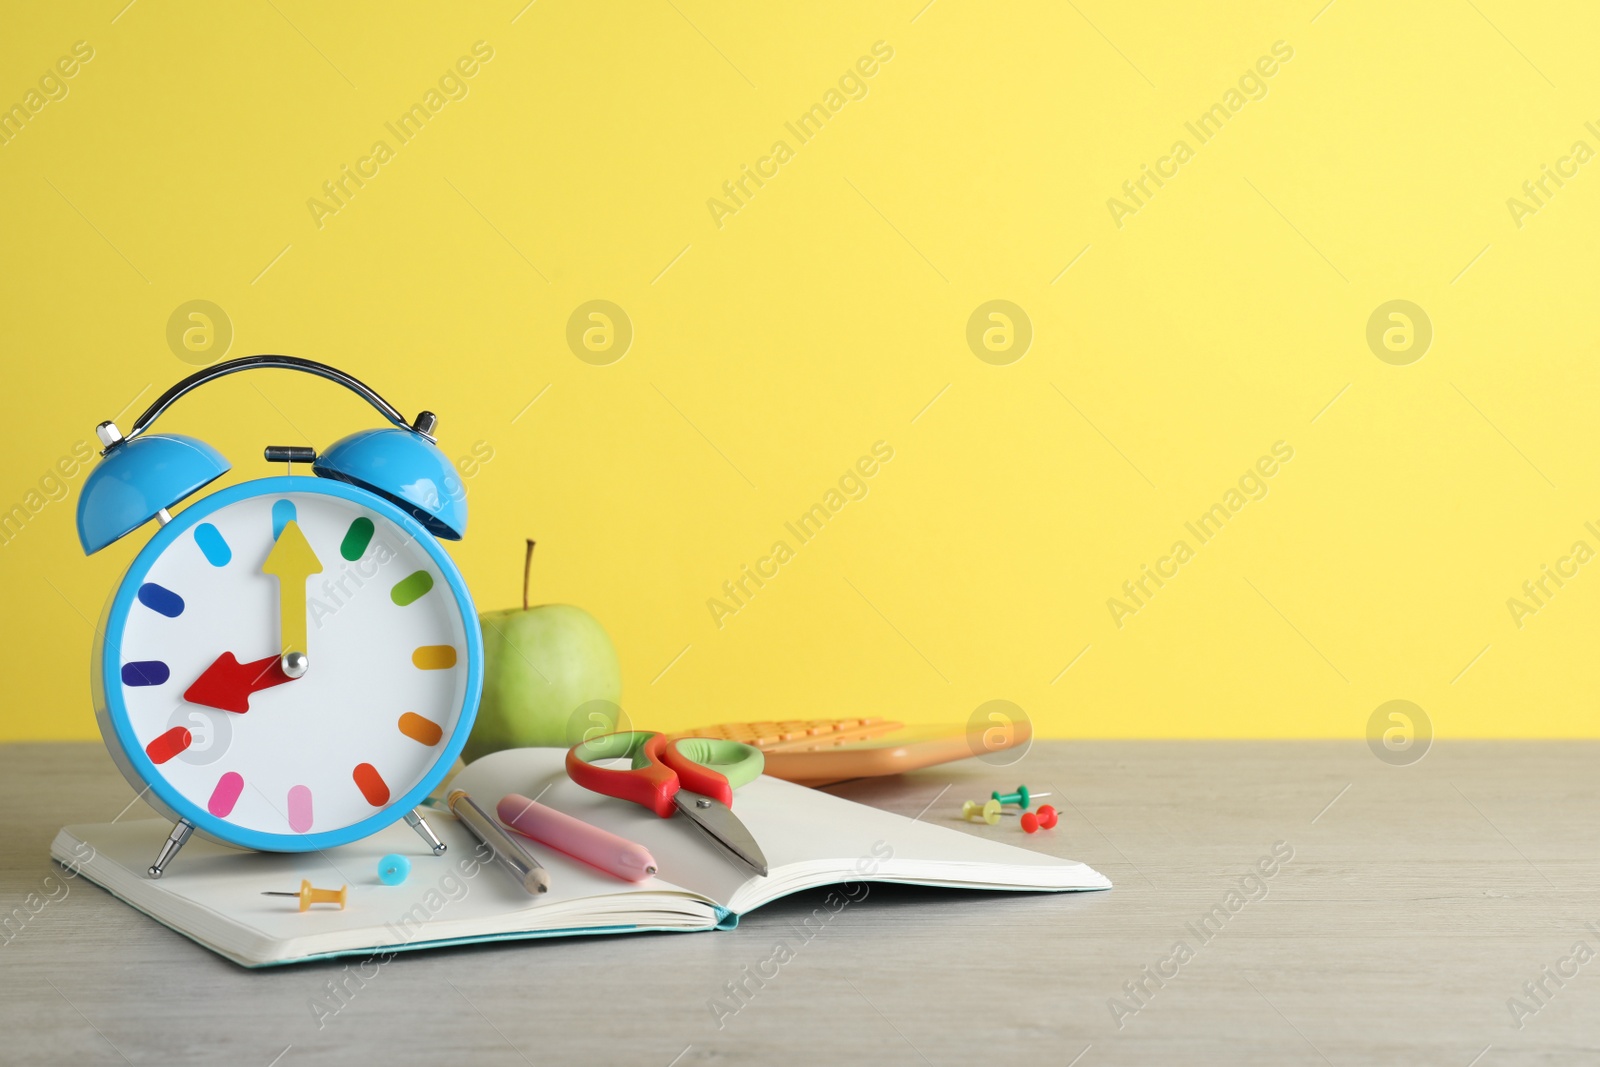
[497,793,658,882]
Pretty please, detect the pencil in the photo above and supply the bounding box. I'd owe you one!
[447,790,550,894]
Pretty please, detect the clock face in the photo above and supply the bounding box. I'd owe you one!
[99,477,479,849]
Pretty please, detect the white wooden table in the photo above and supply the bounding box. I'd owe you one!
[2,740,1594,1065]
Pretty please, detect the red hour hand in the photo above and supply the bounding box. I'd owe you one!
[184,652,293,713]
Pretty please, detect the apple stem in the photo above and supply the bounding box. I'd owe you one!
[523,539,536,611]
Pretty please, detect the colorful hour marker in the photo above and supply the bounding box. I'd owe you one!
[271,499,297,540]
[353,763,390,806]
[340,517,374,561]
[390,570,434,606]
[145,726,192,765]
[287,785,314,833]
[208,772,244,817]
[194,523,232,567]
[398,712,443,746]
[136,582,184,618]
[412,645,457,670]
[121,660,170,686]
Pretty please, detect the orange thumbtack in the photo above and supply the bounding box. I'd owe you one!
[262,879,348,911]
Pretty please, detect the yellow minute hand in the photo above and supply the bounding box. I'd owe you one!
[261,519,323,665]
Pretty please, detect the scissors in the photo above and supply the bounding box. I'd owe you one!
[566,731,770,877]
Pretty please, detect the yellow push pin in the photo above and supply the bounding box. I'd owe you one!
[961,799,1017,825]
[262,879,348,912]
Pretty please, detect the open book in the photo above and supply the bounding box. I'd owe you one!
[51,746,1110,967]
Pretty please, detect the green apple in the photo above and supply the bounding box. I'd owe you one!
[463,540,623,762]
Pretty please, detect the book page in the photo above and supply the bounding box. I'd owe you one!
[449,748,1110,914]
[448,748,757,904]
[53,811,720,967]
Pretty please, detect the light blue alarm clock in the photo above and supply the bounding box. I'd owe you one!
[76,356,483,877]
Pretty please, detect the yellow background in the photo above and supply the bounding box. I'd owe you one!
[3,1,1597,742]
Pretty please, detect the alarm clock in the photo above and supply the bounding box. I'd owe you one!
[76,356,483,878]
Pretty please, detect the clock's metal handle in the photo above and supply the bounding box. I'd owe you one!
[124,355,437,443]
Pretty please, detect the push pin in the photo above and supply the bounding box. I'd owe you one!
[377,854,411,886]
[1021,805,1061,834]
[991,786,1051,810]
[961,799,1019,825]
[262,879,348,911]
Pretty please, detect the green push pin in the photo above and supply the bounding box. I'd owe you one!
[991,785,1051,810]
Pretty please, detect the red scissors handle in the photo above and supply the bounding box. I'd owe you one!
[659,739,737,806]
[566,732,734,818]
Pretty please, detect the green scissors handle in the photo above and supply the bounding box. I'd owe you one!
[664,737,764,789]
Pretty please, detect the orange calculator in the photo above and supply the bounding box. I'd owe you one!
[666,718,1032,787]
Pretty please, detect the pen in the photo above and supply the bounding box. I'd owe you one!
[497,793,658,883]
[444,789,550,894]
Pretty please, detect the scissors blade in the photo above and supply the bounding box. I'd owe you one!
[673,791,769,877]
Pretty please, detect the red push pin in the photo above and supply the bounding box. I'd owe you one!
[1021,805,1060,833]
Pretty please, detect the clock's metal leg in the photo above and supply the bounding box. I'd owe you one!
[405,809,447,855]
[148,819,195,878]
